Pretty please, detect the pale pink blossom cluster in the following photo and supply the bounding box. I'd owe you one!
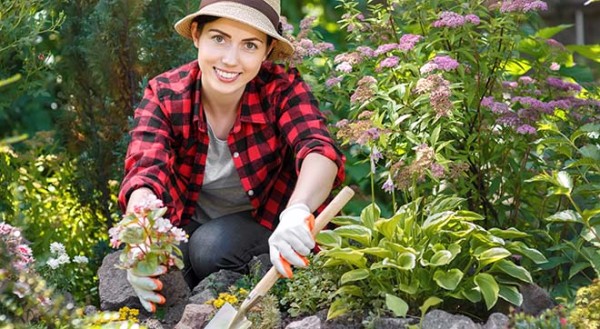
[420,55,460,74]
[109,195,188,270]
[432,11,480,28]
[284,16,336,66]
[500,0,548,13]
[415,74,453,117]
[389,144,444,190]
[0,222,34,271]
[350,76,378,104]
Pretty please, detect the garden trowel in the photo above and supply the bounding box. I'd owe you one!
[204,186,355,329]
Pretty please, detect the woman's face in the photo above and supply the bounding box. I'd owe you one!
[192,17,273,100]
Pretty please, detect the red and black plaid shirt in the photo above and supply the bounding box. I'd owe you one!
[119,60,345,230]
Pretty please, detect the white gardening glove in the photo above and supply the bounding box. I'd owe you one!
[269,203,315,278]
[126,264,167,313]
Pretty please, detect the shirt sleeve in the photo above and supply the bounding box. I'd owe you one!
[276,69,345,187]
[118,82,174,212]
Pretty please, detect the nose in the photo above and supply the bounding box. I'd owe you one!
[221,46,239,66]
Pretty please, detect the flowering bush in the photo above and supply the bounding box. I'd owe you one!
[109,196,187,275]
[288,0,599,318]
[36,241,94,304]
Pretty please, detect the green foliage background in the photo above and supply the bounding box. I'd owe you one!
[1,0,599,325]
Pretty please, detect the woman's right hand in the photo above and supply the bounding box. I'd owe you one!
[126,187,157,214]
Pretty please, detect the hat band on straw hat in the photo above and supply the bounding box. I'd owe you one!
[200,0,280,32]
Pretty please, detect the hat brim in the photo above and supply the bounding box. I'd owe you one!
[174,2,294,61]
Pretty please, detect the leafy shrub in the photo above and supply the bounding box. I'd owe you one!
[568,279,600,329]
[280,255,339,318]
[317,196,545,318]
[509,305,573,329]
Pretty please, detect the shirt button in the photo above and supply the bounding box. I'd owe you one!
[247,190,254,196]
[233,152,239,158]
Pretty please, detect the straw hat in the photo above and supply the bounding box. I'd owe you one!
[174,0,294,60]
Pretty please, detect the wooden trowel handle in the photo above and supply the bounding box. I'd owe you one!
[242,186,355,310]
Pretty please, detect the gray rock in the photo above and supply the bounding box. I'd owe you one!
[285,316,321,329]
[518,283,555,316]
[188,289,216,305]
[372,317,415,328]
[421,310,481,329]
[191,270,243,296]
[98,251,190,315]
[143,319,165,329]
[173,304,213,329]
[84,305,97,316]
[483,313,509,329]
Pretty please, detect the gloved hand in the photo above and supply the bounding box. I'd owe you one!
[269,203,315,278]
[126,264,168,312]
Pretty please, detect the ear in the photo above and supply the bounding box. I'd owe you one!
[191,22,200,48]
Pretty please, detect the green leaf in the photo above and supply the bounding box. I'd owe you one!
[333,285,364,297]
[340,268,370,285]
[567,44,600,63]
[561,65,595,83]
[359,247,393,259]
[475,273,499,310]
[579,144,600,160]
[361,203,380,230]
[557,171,573,191]
[316,230,342,248]
[397,253,417,270]
[476,247,511,267]
[569,262,591,279]
[327,298,349,320]
[334,225,372,246]
[433,269,464,290]
[490,259,533,283]
[385,294,409,317]
[419,296,443,317]
[582,207,600,223]
[545,210,582,224]
[120,226,145,244]
[498,285,523,307]
[422,211,454,232]
[507,242,548,264]
[429,250,453,267]
[504,59,531,75]
[430,125,441,145]
[488,227,528,239]
[536,25,573,38]
[331,215,362,226]
[454,210,485,221]
[320,248,367,268]
[375,213,401,240]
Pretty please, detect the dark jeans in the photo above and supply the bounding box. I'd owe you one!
[179,211,272,289]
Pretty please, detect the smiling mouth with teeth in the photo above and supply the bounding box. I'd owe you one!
[215,68,240,80]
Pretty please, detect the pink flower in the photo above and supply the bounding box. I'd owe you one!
[516,124,536,134]
[382,176,395,193]
[550,62,560,71]
[500,0,548,13]
[379,56,400,69]
[335,62,353,73]
[432,11,466,28]
[398,34,422,51]
[326,76,343,87]
[432,56,459,71]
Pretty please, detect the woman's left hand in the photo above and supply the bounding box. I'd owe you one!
[268,203,315,278]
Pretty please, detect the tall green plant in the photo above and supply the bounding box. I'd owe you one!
[317,196,545,319]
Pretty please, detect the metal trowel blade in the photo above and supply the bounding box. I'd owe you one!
[204,302,252,329]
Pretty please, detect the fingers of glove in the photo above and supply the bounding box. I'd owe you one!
[278,242,310,268]
[127,270,163,291]
[283,232,313,256]
[270,246,290,278]
[134,287,166,305]
[292,224,315,252]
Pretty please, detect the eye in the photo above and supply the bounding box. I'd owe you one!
[211,35,225,43]
[244,42,259,51]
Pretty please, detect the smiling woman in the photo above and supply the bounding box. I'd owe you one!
[116,0,346,313]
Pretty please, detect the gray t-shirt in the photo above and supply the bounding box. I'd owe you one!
[193,124,253,223]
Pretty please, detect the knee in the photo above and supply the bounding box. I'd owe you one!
[187,231,223,280]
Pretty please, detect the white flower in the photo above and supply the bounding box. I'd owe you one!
[153,217,173,233]
[171,227,188,243]
[47,258,60,269]
[50,242,66,255]
[57,254,70,265]
[73,255,89,264]
[550,62,560,71]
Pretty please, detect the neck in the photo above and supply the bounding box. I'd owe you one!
[201,92,241,117]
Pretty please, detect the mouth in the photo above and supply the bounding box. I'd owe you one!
[214,67,240,82]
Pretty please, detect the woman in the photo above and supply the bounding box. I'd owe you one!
[118,0,345,312]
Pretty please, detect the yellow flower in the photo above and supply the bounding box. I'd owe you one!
[213,299,225,308]
[238,288,248,295]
